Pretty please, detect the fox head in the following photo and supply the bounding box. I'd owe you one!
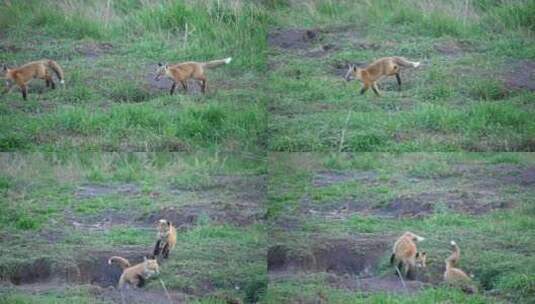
[344,64,361,81]
[415,251,427,268]
[143,256,160,275]
[157,219,172,236]
[403,231,425,243]
[154,62,168,81]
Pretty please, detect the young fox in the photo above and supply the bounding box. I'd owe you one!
[153,219,177,259]
[108,256,160,289]
[390,231,426,280]
[154,57,231,94]
[2,59,64,100]
[344,56,420,96]
[444,241,477,293]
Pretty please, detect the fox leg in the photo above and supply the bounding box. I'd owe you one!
[162,243,170,259]
[45,75,55,89]
[197,76,207,93]
[170,83,176,95]
[360,84,369,95]
[395,73,401,90]
[136,274,146,287]
[372,83,381,96]
[153,239,162,256]
[180,81,187,93]
[20,84,28,100]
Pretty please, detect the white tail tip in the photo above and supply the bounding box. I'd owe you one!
[413,62,420,68]
[451,240,456,246]
[224,57,232,64]
[416,236,425,242]
[108,259,112,265]
[60,80,65,84]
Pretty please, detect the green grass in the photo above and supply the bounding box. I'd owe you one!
[266,0,535,151]
[267,153,535,303]
[0,152,266,303]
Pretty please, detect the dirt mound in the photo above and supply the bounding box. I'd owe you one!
[75,42,113,58]
[503,60,535,91]
[142,202,262,227]
[313,171,378,187]
[268,236,390,275]
[268,28,320,50]
[74,183,141,199]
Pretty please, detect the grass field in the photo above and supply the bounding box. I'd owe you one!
[0,153,266,303]
[267,0,535,152]
[266,153,535,303]
[0,0,267,152]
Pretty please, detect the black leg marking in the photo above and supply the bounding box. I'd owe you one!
[180,81,187,92]
[136,274,146,287]
[162,243,170,259]
[170,83,176,95]
[22,87,27,100]
[50,80,55,90]
[372,86,380,96]
[360,87,368,95]
[153,239,161,256]
[46,79,50,87]
[396,73,401,90]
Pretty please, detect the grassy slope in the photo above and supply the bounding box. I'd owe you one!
[267,0,535,152]
[0,0,267,152]
[0,153,266,303]
[266,153,535,303]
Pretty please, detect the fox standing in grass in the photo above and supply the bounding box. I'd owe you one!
[345,57,420,96]
[154,57,231,94]
[2,59,64,100]
[390,231,427,280]
[153,219,177,259]
[444,241,477,293]
[108,256,160,289]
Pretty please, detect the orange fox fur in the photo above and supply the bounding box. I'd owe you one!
[345,56,420,96]
[390,231,426,279]
[108,256,159,289]
[153,219,177,259]
[154,57,231,94]
[444,241,477,293]
[2,59,64,100]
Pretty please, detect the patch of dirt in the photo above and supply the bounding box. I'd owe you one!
[325,273,427,294]
[268,28,320,50]
[75,42,113,59]
[268,235,390,275]
[74,183,141,199]
[503,60,535,91]
[312,171,378,187]
[434,40,477,57]
[93,286,188,304]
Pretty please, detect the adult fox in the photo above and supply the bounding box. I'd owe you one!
[444,241,477,293]
[153,219,177,259]
[344,56,420,96]
[154,57,231,94]
[2,59,64,100]
[108,256,160,289]
[390,231,427,280]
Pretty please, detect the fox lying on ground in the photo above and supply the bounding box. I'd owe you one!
[390,231,427,280]
[153,219,177,259]
[154,57,231,94]
[108,256,159,289]
[2,59,64,100]
[344,56,420,96]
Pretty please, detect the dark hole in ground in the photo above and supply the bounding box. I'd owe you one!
[268,28,320,50]
[268,237,390,275]
[8,258,52,285]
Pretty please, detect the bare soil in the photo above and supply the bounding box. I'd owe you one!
[503,59,535,92]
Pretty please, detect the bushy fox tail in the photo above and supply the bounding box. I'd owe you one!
[393,57,420,68]
[446,240,460,267]
[46,60,64,84]
[108,256,131,270]
[202,57,232,69]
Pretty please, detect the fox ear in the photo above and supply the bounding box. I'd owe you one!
[416,252,420,257]
[353,66,357,72]
[167,220,171,226]
[421,252,427,256]
[158,62,163,67]
[2,64,6,71]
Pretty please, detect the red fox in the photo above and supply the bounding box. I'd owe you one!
[154,57,231,94]
[344,56,420,96]
[444,241,477,293]
[153,219,177,259]
[2,59,64,100]
[390,231,426,279]
[108,256,160,288]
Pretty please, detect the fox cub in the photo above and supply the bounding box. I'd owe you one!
[390,231,427,280]
[108,256,160,289]
[444,241,477,293]
[345,56,420,96]
[154,57,231,94]
[2,59,64,100]
[153,219,177,259]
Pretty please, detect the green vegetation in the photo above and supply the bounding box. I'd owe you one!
[0,0,267,151]
[0,153,266,303]
[267,153,535,303]
[267,0,535,151]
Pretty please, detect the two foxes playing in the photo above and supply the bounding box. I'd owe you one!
[1,57,232,100]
